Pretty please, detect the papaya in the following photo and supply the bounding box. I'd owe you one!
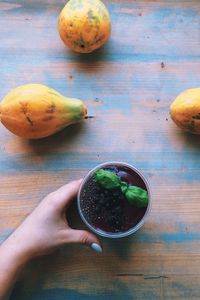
[170,88,200,134]
[0,84,87,139]
[58,0,111,53]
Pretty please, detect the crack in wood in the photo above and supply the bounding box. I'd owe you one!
[144,275,168,280]
[116,273,144,277]
[116,273,169,280]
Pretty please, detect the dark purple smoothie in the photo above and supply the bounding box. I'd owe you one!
[80,164,148,234]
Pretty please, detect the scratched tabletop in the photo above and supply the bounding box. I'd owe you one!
[0,0,200,299]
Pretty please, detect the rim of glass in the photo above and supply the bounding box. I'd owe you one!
[77,161,151,238]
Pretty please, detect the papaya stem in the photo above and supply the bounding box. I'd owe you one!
[85,116,95,119]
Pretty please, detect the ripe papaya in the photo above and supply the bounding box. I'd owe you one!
[170,88,200,134]
[0,84,87,139]
[58,0,111,53]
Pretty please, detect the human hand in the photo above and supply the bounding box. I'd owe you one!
[3,179,102,261]
[0,179,102,300]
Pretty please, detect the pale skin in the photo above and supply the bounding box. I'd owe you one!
[0,179,101,300]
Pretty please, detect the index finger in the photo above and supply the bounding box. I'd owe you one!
[49,179,83,210]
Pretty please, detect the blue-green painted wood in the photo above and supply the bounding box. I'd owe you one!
[0,0,200,299]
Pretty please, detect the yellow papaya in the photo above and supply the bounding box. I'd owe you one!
[0,84,87,139]
[58,0,111,53]
[170,88,200,134]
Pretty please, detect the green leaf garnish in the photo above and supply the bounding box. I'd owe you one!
[95,169,148,208]
[120,181,128,194]
[125,186,148,208]
[95,169,121,189]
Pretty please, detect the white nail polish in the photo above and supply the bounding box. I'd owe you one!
[90,243,102,253]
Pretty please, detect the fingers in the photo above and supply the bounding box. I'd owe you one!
[65,229,102,253]
[49,179,83,210]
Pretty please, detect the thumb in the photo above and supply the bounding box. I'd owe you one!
[66,229,102,253]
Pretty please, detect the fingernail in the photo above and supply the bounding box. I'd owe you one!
[90,243,102,253]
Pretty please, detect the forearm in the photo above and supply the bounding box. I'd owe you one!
[0,237,30,300]
[0,179,99,300]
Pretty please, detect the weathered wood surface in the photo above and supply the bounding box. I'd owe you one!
[0,0,200,299]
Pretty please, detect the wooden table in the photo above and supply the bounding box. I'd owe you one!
[0,0,200,299]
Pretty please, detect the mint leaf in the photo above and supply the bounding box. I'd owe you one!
[125,186,148,208]
[95,169,121,189]
[121,181,128,193]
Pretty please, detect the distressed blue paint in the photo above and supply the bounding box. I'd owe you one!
[171,282,195,297]
[1,49,200,64]
[159,232,200,243]
[0,228,13,243]
[0,0,200,104]
[0,2,199,67]
[2,226,200,255]
[0,1,200,299]
[0,151,200,179]
[10,287,143,300]
[136,231,200,244]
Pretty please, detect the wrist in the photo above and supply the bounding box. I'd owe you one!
[0,233,32,300]
[1,233,33,266]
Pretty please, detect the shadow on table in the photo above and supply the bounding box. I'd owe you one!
[182,132,200,149]
[103,234,137,259]
[60,40,113,74]
[170,127,200,150]
[68,201,138,260]
[69,44,109,63]
[21,122,87,156]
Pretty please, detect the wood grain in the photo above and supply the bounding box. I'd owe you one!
[0,0,200,299]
